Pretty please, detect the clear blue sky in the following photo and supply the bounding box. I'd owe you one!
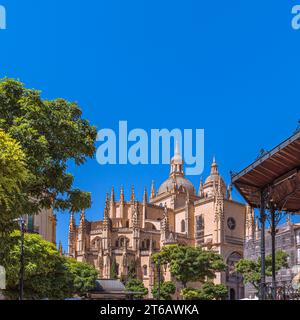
[1,1,300,251]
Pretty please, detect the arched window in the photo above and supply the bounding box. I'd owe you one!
[146,239,150,249]
[181,219,186,232]
[143,265,148,276]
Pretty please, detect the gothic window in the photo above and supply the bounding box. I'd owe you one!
[143,265,148,276]
[141,241,145,249]
[115,240,119,247]
[181,220,185,233]
[126,220,129,228]
[146,239,150,249]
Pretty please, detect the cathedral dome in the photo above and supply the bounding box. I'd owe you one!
[156,141,195,196]
[157,176,195,195]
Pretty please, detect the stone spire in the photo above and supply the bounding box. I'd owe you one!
[150,180,155,200]
[69,211,76,232]
[110,186,115,203]
[120,185,124,203]
[131,185,135,203]
[79,209,85,224]
[110,187,116,218]
[211,156,218,175]
[68,211,76,257]
[170,140,184,177]
[58,241,63,256]
[143,186,147,203]
[198,177,204,197]
[103,192,111,230]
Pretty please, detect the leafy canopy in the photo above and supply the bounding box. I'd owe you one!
[182,282,228,300]
[2,231,97,299]
[125,279,148,299]
[235,249,289,290]
[152,245,226,287]
[152,281,176,300]
[0,78,97,225]
[0,129,30,228]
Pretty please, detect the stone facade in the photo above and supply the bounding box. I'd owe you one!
[24,208,57,244]
[68,146,247,299]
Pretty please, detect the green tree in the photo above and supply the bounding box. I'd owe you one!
[152,245,226,288]
[182,282,228,300]
[125,279,148,299]
[0,129,29,208]
[235,249,288,291]
[3,231,97,299]
[0,130,30,259]
[152,281,176,300]
[0,78,97,232]
[66,258,98,297]
[110,257,118,279]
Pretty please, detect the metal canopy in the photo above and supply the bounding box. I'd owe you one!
[232,130,300,212]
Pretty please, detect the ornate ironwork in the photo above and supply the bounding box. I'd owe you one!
[264,282,300,300]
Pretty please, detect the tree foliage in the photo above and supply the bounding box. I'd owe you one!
[152,281,176,300]
[0,129,31,262]
[66,258,98,296]
[0,130,29,231]
[2,231,97,299]
[235,249,289,290]
[0,78,97,233]
[152,245,226,288]
[125,279,148,299]
[182,282,228,300]
[110,257,118,279]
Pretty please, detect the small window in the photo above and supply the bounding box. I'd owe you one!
[181,220,185,233]
[115,240,119,247]
[143,265,148,276]
[126,221,129,228]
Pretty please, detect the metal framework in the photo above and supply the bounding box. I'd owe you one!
[232,129,300,300]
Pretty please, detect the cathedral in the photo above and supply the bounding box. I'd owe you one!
[68,144,251,299]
